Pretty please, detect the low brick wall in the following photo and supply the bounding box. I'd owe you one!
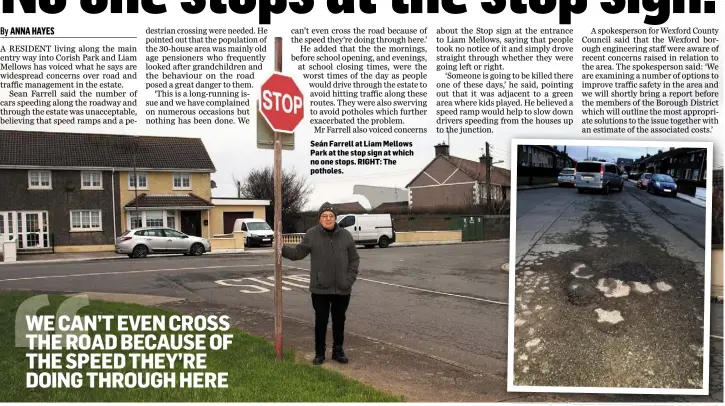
[210,231,245,253]
[395,231,462,243]
[483,215,510,240]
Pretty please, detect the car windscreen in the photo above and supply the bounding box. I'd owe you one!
[644,174,653,179]
[560,170,574,175]
[654,174,674,182]
[247,222,271,231]
[575,163,601,173]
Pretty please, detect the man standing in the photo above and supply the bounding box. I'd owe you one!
[282,202,360,365]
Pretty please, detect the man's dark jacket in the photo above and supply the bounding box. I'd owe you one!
[281,224,360,295]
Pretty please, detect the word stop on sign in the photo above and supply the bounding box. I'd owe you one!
[262,90,303,115]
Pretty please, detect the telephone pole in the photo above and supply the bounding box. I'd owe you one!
[485,142,492,209]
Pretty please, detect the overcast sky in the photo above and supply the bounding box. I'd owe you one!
[558,145,673,163]
[2,17,721,211]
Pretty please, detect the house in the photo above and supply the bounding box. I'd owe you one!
[517,145,557,168]
[0,130,268,253]
[352,185,409,209]
[616,158,634,173]
[405,144,511,210]
[633,148,707,181]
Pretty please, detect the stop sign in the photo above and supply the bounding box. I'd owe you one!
[259,73,304,134]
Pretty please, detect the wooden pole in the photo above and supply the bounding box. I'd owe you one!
[486,142,492,209]
[273,36,284,361]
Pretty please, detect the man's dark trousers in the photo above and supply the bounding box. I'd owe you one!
[311,293,351,355]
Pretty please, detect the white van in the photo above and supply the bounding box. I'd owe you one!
[336,214,396,248]
[233,218,274,247]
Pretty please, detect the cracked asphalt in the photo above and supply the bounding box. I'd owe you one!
[513,182,722,400]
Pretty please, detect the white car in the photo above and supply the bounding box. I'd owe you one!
[115,227,211,258]
[557,168,575,187]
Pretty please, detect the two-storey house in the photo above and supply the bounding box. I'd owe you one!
[0,130,228,253]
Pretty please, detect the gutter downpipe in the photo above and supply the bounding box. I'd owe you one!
[112,168,117,239]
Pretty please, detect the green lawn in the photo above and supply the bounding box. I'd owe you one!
[0,292,402,402]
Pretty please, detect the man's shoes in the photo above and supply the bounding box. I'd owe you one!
[332,347,349,364]
[312,354,325,365]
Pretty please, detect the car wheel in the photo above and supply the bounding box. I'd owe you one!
[618,182,623,192]
[132,245,148,258]
[604,183,610,195]
[577,188,583,193]
[190,243,205,256]
[378,236,390,248]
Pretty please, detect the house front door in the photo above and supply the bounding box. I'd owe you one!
[180,211,202,237]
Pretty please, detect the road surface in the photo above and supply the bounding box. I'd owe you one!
[0,243,511,377]
[513,181,716,393]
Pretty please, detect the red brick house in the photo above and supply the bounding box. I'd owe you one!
[405,144,511,211]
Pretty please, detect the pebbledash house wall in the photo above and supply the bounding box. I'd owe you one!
[408,157,477,210]
[0,168,121,247]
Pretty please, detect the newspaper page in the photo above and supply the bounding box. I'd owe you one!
[0,0,722,403]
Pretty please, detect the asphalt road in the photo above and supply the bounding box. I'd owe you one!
[513,181,721,397]
[0,243,512,378]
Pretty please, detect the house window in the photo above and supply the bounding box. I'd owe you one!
[146,211,164,227]
[167,215,176,230]
[81,171,102,189]
[173,173,191,189]
[127,210,178,230]
[129,172,147,189]
[0,214,4,234]
[692,169,700,180]
[129,214,143,229]
[685,169,692,179]
[28,170,51,189]
[70,210,102,231]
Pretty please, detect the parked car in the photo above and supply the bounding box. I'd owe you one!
[116,227,211,258]
[575,161,624,194]
[647,174,678,197]
[557,168,576,187]
[637,173,653,189]
[337,213,396,248]
[233,218,274,247]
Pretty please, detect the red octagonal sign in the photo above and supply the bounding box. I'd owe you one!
[259,72,304,134]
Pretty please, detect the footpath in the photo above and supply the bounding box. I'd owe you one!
[0,240,510,266]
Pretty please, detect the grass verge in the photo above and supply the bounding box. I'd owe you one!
[0,292,402,402]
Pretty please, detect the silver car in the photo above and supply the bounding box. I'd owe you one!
[115,227,211,258]
[575,161,624,194]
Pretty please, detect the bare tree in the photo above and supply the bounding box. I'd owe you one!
[237,166,313,220]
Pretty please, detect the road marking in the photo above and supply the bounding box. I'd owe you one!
[0,264,270,283]
[712,335,723,340]
[215,275,310,294]
[284,266,507,306]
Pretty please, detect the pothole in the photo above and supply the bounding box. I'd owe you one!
[605,262,658,283]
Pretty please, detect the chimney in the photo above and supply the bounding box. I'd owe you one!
[434,143,450,157]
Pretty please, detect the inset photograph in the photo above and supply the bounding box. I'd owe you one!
[508,139,714,395]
